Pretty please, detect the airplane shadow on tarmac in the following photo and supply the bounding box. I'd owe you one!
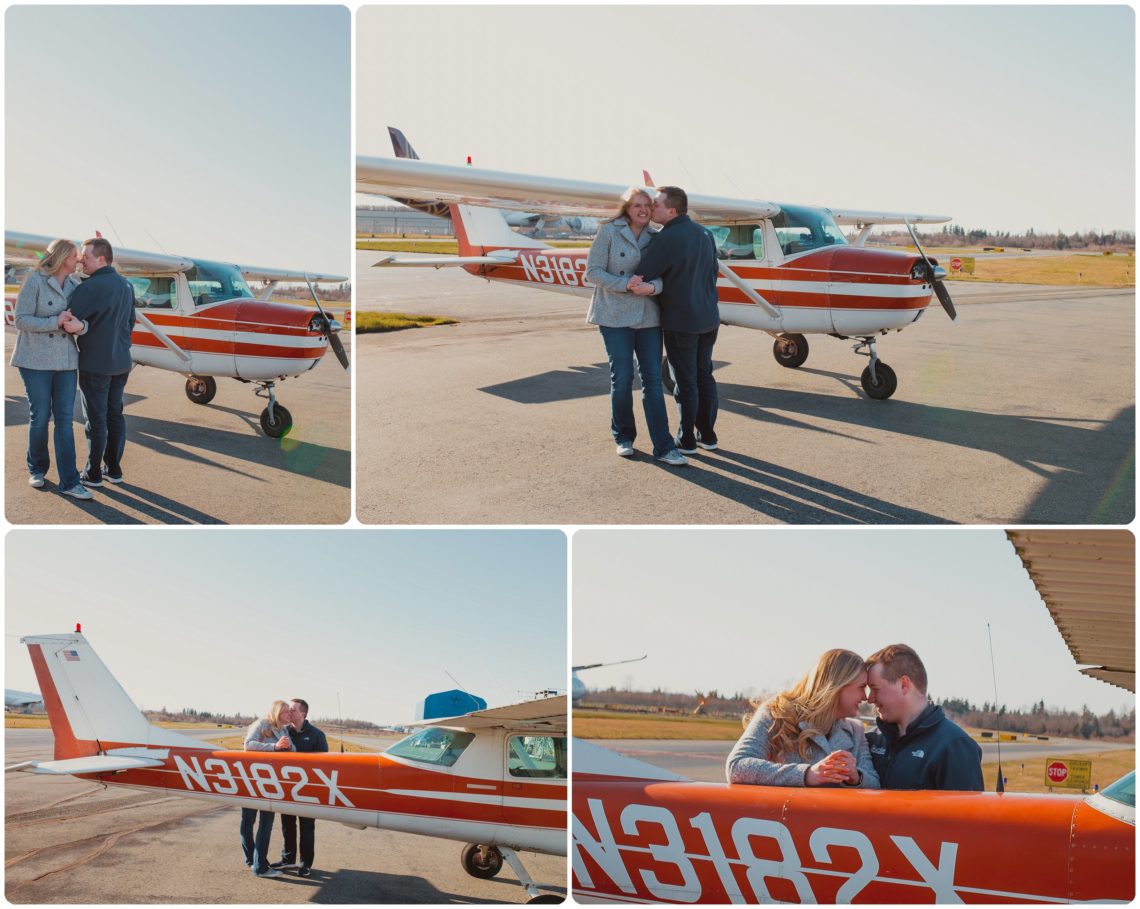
[714,378,1134,524]
[306,868,565,904]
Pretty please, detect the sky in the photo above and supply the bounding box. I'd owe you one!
[358,5,1134,235]
[6,6,349,276]
[5,530,567,727]
[572,529,1134,716]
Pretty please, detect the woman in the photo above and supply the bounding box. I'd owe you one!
[586,188,685,466]
[11,239,88,499]
[726,649,879,788]
[241,700,296,877]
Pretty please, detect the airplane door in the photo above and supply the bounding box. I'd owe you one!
[128,274,192,371]
[505,734,567,831]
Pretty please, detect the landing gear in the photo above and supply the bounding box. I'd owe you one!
[853,337,898,400]
[460,844,562,903]
[773,333,809,368]
[184,375,217,404]
[460,844,503,879]
[255,381,293,438]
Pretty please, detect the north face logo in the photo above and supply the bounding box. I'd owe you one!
[911,749,925,759]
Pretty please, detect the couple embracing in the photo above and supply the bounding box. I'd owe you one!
[586,186,719,466]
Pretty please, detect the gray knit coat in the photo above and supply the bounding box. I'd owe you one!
[585,219,661,328]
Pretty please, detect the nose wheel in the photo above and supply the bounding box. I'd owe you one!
[853,337,898,400]
[255,382,293,438]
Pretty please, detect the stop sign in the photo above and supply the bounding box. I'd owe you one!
[950,257,963,271]
[1047,761,1069,783]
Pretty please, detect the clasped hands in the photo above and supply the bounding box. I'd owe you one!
[625,275,655,297]
[805,749,859,786]
[57,311,83,335]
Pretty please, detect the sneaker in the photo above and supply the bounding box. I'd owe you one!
[298,866,312,878]
[271,861,300,870]
[79,472,103,487]
[104,473,124,485]
[28,474,45,488]
[615,442,635,458]
[655,450,690,467]
[696,432,719,451]
[255,868,283,878]
[675,439,698,455]
[59,484,94,501]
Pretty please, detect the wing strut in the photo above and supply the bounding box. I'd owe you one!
[717,263,781,319]
[134,312,191,363]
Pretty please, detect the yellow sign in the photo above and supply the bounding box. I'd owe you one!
[1045,758,1092,790]
[947,256,976,275]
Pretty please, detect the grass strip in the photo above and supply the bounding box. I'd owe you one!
[355,311,457,333]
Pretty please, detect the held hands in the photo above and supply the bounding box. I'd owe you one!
[805,749,858,786]
[58,312,83,335]
[626,275,655,297]
[275,736,292,751]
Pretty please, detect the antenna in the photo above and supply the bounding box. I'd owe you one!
[445,669,469,693]
[987,623,1004,793]
[337,691,345,754]
[103,216,125,247]
[144,229,168,254]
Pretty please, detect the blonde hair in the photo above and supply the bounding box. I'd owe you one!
[759,649,867,761]
[610,187,653,223]
[38,239,77,276]
[265,699,291,728]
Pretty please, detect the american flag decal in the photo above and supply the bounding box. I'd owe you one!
[63,650,80,661]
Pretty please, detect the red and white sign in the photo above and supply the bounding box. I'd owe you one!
[950,257,963,272]
[1046,761,1069,783]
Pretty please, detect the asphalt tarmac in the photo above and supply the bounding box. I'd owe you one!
[5,729,566,904]
[4,332,351,525]
[355,252,1134,524]
[585,737,1136,783]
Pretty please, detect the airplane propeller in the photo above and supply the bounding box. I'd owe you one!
[304,274,350,370]
[904,219,957,322]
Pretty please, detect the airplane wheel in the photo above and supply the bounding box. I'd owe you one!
[460,843,503,879]
[527,896,564,904]
[773,334,809,368]
[259,404,293,438]
[860,362,898,400]
[185,375,217,405]
[661,356,676,395]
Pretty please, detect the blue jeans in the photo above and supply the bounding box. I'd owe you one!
[240,807,276,873]
[78,369,130,480]
[664,328,719,447]
[598,325,675,458]
[18,367,79,488]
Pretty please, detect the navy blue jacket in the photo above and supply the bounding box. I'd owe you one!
[867,703,984,791]
[635,215,721,334]
[288,720,329,753]
[69,265,136,374]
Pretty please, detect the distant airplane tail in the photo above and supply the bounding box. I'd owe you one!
[386,126,452,220]
[451,203,549,257]
[22,631,204,762]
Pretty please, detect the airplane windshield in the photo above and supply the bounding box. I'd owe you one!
[387,727,475,767]
[186,260,254,306]
[1100,771,1135,808]
[772,204,848,257]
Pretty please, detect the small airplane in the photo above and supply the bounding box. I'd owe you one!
[5,232,350,437]
[384,127,600,239]
[4,688,43,710]
[7,629,566,903]
[572,656,647,704]
[356,152,959,400]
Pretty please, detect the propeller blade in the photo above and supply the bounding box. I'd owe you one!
[934,280,958,321]
[328,330,350,370]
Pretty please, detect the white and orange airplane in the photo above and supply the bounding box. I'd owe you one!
[5,232,349,437]
[356,153,958,400]
[6,629,566,903]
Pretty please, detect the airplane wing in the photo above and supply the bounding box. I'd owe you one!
[6,231,193,275]
[7,754,166,775]
[1006,530,1135,692]
[372,252,519,269]
[829,208,952,226]
[414,695,567,733]
[236,265,348,284]
[357,157,779,225]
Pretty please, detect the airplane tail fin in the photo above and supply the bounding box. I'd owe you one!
[386,127,452,220]
[388,126,420,161]
[22,631,204,760]
[451,204,549,257]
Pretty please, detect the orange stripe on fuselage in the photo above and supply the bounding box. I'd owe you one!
[131,334,325,360]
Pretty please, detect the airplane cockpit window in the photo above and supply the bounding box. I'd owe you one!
[772,205,848,257]
[507,735,567,779]
[127,276,175,309]
[186,260,254,306]
[1100,771,1135,809]
[707,225,764,260]
[387,727,476,767]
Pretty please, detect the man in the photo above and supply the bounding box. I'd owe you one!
[866,644,984,791]
[630,187,721,454]
[67,237,136,487]
[274,699,328,877]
